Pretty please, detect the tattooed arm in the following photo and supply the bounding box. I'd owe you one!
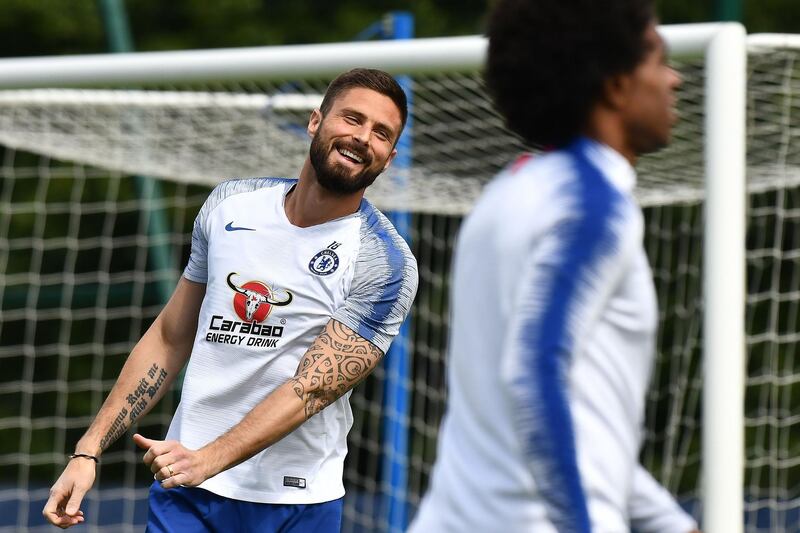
[289,319,384,419]
[144,318,384,489]
[43,277,205,528]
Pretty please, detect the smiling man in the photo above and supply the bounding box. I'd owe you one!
[43,68,418,532]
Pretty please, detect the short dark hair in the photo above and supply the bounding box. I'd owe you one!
[486,0,655,148]
[319,68,408,131]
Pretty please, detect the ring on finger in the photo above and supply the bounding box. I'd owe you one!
[167,464,174,477]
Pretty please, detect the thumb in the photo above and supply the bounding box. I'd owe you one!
[133,433,155,450]
[64,486,86,516]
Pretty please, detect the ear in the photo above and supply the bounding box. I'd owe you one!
[381,148,398,172]
[307,108,322,138]
[602,72,633,111]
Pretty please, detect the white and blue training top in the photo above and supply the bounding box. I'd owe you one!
[169,177,418,505]
[409,138,697,532]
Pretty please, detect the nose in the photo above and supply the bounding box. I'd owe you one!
[352,124,370,145]
[669,66,682,90]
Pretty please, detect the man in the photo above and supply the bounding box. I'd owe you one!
[43,68,418,531]
[409,1,699,532]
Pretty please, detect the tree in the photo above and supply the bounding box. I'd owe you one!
[2,0,796,59]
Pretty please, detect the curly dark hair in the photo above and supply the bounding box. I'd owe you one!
[486,0,655,148]
[320,68,408,131]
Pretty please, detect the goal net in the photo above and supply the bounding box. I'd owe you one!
[0,29,797,532]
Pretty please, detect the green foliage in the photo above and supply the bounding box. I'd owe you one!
[0,0,104,57]
[657,0,714,24]
[744,0,800,33]
[0,0,489,57]
[2,0,796,59]
[127,0,489,49]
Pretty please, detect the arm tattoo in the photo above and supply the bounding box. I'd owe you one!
[290,321,384,419]
[99,362,169,450]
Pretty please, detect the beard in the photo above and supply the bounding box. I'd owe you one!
[309,133,383,194]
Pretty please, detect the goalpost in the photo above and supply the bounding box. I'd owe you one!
[2,22,798,532]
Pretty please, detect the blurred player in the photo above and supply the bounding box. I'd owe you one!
[409,0,699,531]
[42,68,418,531]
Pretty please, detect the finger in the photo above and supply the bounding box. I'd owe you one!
[134,433,161,466]
[43,506,71,526]
[53,516,79,528]
[151,454,177,481]
[150,451,177,474]
[52,510,84,528]
[64,485,87,516]
[43,490,68,524]
[160,470,188,490]
[132,433,156,450]
[42,490,78,528]
[141,439,175,467]
[153,464,174,481]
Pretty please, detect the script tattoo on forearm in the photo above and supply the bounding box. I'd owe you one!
[99,362,169,450]
[290,321,384,419]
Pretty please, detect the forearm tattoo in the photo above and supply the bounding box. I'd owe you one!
[290,321,384,419]
[99,362,168,450]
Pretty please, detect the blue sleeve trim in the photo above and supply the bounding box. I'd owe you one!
[331,200,417,353]
[514,138,625,532]
[357,202,406,338]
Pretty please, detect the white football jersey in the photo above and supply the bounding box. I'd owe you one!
[409,139,696,532]
[168,177,418,504]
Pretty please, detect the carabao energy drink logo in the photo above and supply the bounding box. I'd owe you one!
[226,272,292,323]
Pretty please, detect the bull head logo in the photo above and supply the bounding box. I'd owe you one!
[226,272,292,322]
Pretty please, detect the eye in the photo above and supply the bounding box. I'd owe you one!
[344,115,360,125]
[375,129,390,142]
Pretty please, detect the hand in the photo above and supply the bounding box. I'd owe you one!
[133,433,210,489]
[42,457,96,528]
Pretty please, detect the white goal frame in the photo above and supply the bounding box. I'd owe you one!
[0,23,748,533]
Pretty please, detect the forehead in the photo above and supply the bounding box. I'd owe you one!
[646,23,665,53]
[328,87,403,129]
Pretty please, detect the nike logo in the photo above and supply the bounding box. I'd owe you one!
[225,221,256,232]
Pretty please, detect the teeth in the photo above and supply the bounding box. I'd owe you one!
[338,148,364,163]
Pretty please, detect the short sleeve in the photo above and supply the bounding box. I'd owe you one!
[182,177,295,284]
[183,198,212,283]
[332,205,418,353]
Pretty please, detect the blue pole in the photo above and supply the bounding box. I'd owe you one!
[381,11,413,533]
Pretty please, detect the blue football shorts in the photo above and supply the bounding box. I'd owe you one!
[146,480,343,532]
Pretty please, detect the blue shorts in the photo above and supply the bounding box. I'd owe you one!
[146,481,343,532]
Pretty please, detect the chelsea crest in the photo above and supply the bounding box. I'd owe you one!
[308,249,339,276]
